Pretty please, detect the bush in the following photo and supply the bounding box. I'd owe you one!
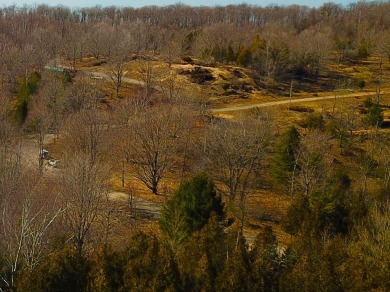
[289,105,314,113]
[355,78,365,90]
[363,97,383,127]
[17,247,90,292]
[299,113,325,130]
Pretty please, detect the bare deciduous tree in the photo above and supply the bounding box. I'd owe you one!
[291,130,333,197]
[204,115,271,202]
[1,173,63,289]
[137,58,156,102]
[60,154,108,255]
[107,39,129,98]
[59,100,112,254]
[124,105,190,194]
[203,113,272,230]
[25,95,50,172]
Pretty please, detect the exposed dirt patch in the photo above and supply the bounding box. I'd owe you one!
[178,66,215,84]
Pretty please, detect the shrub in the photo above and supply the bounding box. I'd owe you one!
[299,113,325,130]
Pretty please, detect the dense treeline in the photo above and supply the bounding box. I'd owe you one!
[2,1,390,29]
[2,1,390,90]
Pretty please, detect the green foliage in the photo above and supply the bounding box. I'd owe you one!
[292,52,319,77]
[182,31,198,54]
[178,214,226,291]
[281,237,347,292]
[249,34,266,58]
[341,205,390,291]
[250,226,285,291]
[284,172,356,239]
[16,98,29,126]
[283,194,310,236]
[236,47,252,67]
[159,173,225,252]
[201,47,210,60]
[123,232,180,292]
[335,36,354,62]
[363,97,383,127]
[354,78,366,90]
[325,118,348,150]
[17,247,90,292]
[226,45,236,63]
[15,72,41,125]
[88,248,125,292]
[210,45,228,63]
[211,44,222,63]
[357,38,372,59]
[216,224,252,291]
[299,113,325,130]
[58,70,73,84]
[270,42,290,70]
[249,37,290,80]
[271,126,300,189]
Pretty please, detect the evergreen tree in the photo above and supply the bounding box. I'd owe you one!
[178,214,226,291]
[271,126,300,190]
[363,97,383,127]
[17,246,90,292]
[299,113,325,130]
[15,72,41,125]
[249,34,266,62]
[88,247,125,292]
[283,172,355,239]
[226,45,236,64]
[123,232,180,292]
[216,224,252,292]
[159,173,225,253]
[280,237,346,292]
[250,226,285,291]
[236,47,252,67]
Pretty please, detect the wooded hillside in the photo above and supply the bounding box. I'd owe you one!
[1,2,390,291]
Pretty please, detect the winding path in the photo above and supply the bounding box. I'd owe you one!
[211,91,380,113]
[83,67,381,113]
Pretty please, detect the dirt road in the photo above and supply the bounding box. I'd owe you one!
[76,66,381,114]
[109,191,162,218]
[211,91,379,113]
[88,69,379,113]
[83,70,162,91]
[20,134,60,175]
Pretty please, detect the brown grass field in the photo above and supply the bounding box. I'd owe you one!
[45,54,390,246]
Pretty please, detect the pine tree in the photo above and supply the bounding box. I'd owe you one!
[250,226,284,291]
[123,232,180,291]
[159,173,225,253]
[178,214,226,291]
[236,47,252,67]
[216,224,252,292]
[271,126,300,190]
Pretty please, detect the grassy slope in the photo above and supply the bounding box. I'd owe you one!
[56,54,390,247]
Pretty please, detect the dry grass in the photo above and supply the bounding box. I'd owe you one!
[51,54,390,245]
[244,189,292,247]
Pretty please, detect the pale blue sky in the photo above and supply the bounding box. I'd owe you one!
[1,0,360,9]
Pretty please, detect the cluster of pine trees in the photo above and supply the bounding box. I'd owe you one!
[3,171,388,291]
